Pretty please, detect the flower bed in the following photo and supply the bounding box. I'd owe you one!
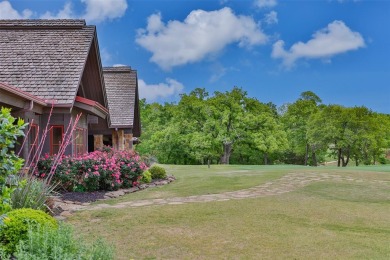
[34,147,148,192]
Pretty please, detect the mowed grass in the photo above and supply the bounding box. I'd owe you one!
[95,164,292,205]
[69,165,390,259]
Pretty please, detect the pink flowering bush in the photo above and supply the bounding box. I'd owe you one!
[35,147,148,192]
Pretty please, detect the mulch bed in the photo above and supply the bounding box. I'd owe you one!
[61,191,106,203]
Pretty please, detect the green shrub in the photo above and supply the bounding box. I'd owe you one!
[14,223,114,260]
[149,165,167,179]
[0,208,57,254]
[0,107,26,184]
[141,170,152,183]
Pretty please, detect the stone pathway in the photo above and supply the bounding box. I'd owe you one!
[69,172,388,212]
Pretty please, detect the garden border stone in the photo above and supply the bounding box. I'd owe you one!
[53,175,176,220]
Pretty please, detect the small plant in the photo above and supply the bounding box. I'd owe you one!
[11,176,58,212]
[0,208,57,254]
[141,170,152,183]
[14,223,114,260]
[149,165,167,179]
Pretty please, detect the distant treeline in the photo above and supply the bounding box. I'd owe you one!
[136,87,390,166]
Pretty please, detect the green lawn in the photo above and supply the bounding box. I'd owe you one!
[69,164,390,259]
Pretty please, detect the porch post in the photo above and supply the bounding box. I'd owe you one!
[117,130,125,150]
[124,133,133,150]
[93,134,103,151]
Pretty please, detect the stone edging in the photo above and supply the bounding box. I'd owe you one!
[53,175,176,220]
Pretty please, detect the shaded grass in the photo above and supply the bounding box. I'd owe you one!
[69,165,390,259]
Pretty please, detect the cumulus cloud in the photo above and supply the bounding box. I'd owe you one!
[138,78,184,101]
[272,20,365,67]
[264,11,278,25]
[81,0,128,23]
[136,7,268,70]
[40,2,74,19]
[1,0,127,23]
[0,1,32,19]
[255,0,277,9]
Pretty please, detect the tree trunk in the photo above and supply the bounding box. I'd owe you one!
[220,142,233,164]
[337,148,342,167]
[311,152,317,167]
[207,158,211,168]
[264,153,268,165]
[355,157,359,166]
[304,143,309,166]
[342,148,350,167]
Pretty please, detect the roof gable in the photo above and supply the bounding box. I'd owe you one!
[0,19,96,105]
[103,66,137,129]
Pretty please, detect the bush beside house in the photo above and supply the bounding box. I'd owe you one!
[35,147,148,192]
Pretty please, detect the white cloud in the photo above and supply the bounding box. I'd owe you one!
[264,11,278,25]
[255,0,277,9]
[0,1,32,19]
[81,0,128,23]
[138,78,184,101]
[0,0,127,23]
[113,64,128,67]
[272,20,365,68]
[40,2,74,19]
[136,7,268,70]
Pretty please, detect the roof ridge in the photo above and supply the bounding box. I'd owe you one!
[103,66,132,72]
[0,19,86,29]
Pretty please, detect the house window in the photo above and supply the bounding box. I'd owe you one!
[29,123,39,160]
[50,125,63,155]
[74,127,86,156]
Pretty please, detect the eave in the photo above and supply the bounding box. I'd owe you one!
[0,82,47,114]
[74,96,108,119]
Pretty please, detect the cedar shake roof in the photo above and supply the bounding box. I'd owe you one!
[103,66,138,129]
[0,19,96,105]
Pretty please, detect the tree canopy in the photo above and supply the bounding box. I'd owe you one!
[136,88,390,167]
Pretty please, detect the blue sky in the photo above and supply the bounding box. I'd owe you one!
[1,0,389,113]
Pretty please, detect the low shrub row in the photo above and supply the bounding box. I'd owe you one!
[35,147,148,192]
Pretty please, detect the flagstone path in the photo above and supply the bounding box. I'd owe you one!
[67,172,387,212]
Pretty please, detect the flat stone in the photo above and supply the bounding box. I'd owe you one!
[139,184,148,189]
[60,211,72,217]
[54,216,67,221]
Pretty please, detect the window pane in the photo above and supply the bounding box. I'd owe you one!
[52,127,63,145]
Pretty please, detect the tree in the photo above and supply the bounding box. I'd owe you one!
[245,98,288,165]
[208,87,248,164]
[281,91,322,165]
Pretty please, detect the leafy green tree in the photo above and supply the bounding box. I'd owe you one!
[245,98,288,164]
[208,87,248,164]
[281,91,322,165]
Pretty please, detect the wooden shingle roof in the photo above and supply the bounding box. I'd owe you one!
[0,19,96,105]
[103,66,138,128]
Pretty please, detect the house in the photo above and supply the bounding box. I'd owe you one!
[0,19,140,162]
